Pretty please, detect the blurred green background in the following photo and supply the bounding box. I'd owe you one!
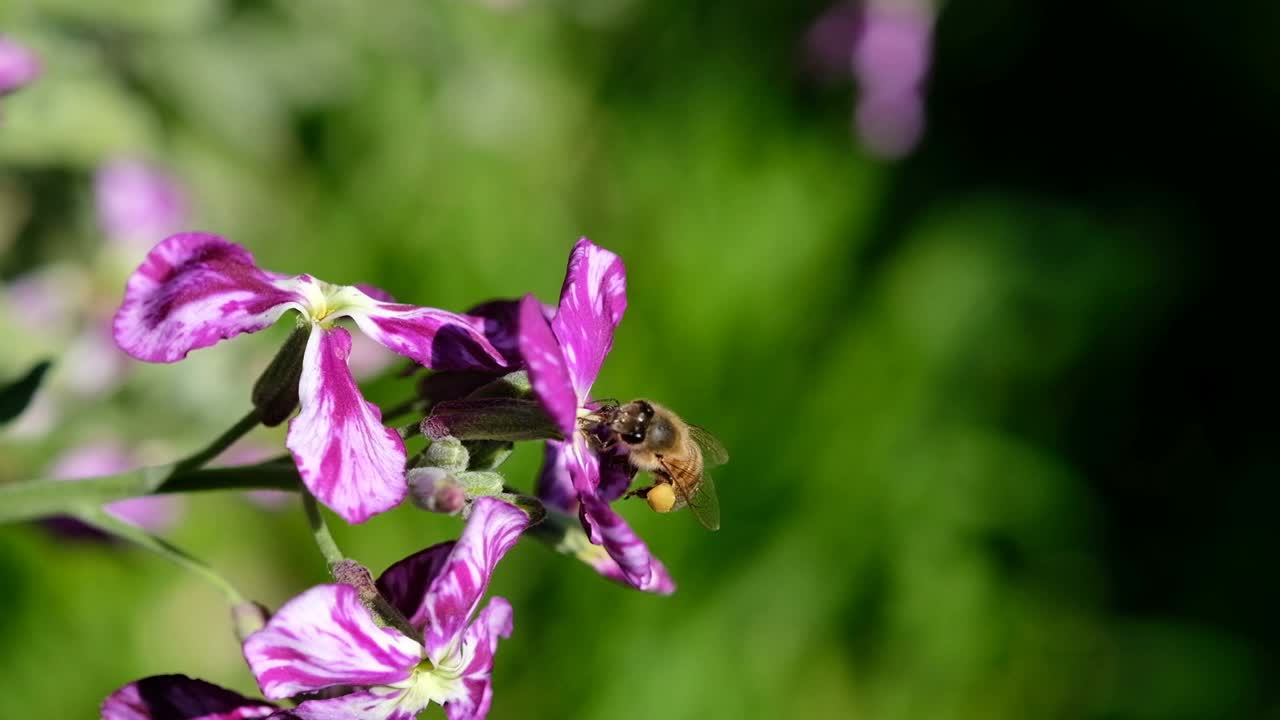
[1,1,1276,718]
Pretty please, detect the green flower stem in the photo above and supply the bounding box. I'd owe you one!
[302,491,346,569]
[172,408,262,472]
[0,462,301,524]
[74,506,246,605]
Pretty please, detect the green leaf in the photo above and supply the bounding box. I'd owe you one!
[0,360,52,425]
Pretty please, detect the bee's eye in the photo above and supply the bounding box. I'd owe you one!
[622,432,645,444]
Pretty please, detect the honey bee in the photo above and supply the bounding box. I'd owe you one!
[589,400,728,531]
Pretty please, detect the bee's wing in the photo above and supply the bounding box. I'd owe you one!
[685,471,720,531]
[688,425,729,467]
[660,456,721,532]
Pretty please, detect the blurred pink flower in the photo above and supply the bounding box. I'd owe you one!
[95,159,191,252]
[49,441,184,534]
[805,0,936,158]
[63,318,131,397]
[0,35,40,96]
[4,266,84,334]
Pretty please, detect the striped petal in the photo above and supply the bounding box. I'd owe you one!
[548,238,627,401]
[243,584,422,700]
[289,687,418,720]
[375,543,454,631]
[442,598,512,720]
[100,675,277,720]
[112,233,304,363]
[286,327,407,524]
[517,294,577,436]
[416,498,528,661]
[346,303,507,373]
[534,440,577,514]
[579,495,675,595]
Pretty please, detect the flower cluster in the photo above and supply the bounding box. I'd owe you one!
[84,232,722,719]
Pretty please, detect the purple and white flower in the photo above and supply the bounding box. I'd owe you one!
[517,238,674,594]
[112,233,510,523]
[0,35,40,97]
[101,675,281,720]
[95,160,191,252]
[243,497,528,720]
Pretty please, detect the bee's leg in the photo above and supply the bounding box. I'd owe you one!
[587,432,617,453]
[624,484,655,500]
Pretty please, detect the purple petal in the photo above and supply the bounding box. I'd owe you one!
[534,440,577,514]
[596,446,638,503]
[375,542,454,629]
[467,297,555,367]
[243,584,422,700]
[418,498,528,661]
[346,302,508,373]
[101,675,277,720]
[104,496,184,533]
[287,327,407,524]
[517,295,577,436]
[0,36,41,95]
[549,238,627,401]
[577,541,645,589]
[444,681,493,720]
[112,233,304,363]
[563,434,600,496]
[853,2,934,95]
[355,284,396,303]
[579,495,675,595]
[460,596,512,677]
[288,687,419,720]
[442,597,512,720]
[95,160,190,250]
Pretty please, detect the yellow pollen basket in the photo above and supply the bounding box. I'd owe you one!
[646,484,676,513]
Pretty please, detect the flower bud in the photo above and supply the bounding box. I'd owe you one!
[422,397,562,442]
[424,436,469,473]
[251,324,310,426]
[407,467,465,514]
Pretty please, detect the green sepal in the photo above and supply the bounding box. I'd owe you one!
[251,324,310,426]
[463,440,514,471]
[421,397,562,442]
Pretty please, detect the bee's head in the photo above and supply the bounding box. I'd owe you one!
[610,400,655,445]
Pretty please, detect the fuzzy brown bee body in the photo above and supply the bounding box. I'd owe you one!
[589,400,728,531]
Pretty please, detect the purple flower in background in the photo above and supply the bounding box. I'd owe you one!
[805,0,936,158]
[854,0,934,157]
[517,238,674,594]
[0,35,40,97]
[95,160,191,251]
[243,497,527,720]
[101,675,280,720]
[112,233,510,523]
[50,441,183,534]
